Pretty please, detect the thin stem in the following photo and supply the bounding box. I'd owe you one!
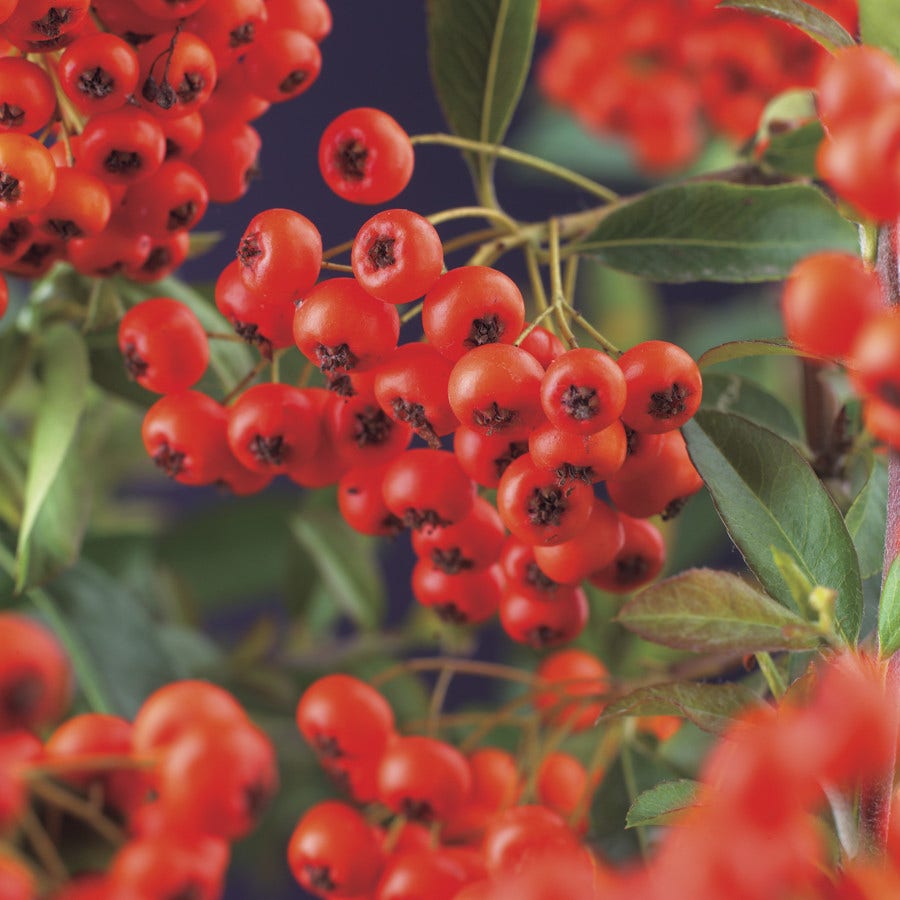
[548,218,577,349]
[569,724,622,829]
[321,261,353,273]
[459,696,536,753]
[21,807,68,885]
[561,301,622,357]
[440,226,506,257]
[30,778,126,845]
[400,301,423,324]
[411,133,620,204]
[563,254,580,306]
[80,278,104,334]
[427,667,455,739]
[223,358,268,404]
[322,238,353,261]
[372,656,539,689]
[514,305,558,347]
[523,243,550,316]
[755,652,787,700]
[427,205,518,233]
[205,331,244,342]
[26,754,156,777]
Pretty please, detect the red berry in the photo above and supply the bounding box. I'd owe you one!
[58,32,140,115]
[243,28,322,102]
[0,133,56,217]
[533,649,609,732]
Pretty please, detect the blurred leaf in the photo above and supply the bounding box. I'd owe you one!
[572,182,856,283]
[626,779,701,828]
[683,410,863,641]
[289,507,385,630]
[846,456,888,580]
[427,0,538,187]
[760,121,824,178]
[879,556,900,658]
[701,372,800,439]
[698,338,821,369]
[618,568,822,654]
[156,624,224,677]
[719,0,854,52]
[603,681,759,734]
[16,325,89,590]
[0,327,31,401]
[0,432,24,530]
[860,0,900,62]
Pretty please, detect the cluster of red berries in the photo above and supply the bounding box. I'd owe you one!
[536,0,856,172]
[288,650,678,900]
[0,0,329,292]
[123,106,704,647]
[780,250,900,448]
[0,611,277,899]
[816,44,900,222]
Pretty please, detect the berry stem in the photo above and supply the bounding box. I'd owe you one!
[410,133,620,204]
[320,261,353,273]
[560,300,622,357]
[514,305,557,347]
[20,806,68,885]
[754,651,787,699]
[569,723,622,828]
[548,218,578,349]
[223,358,269,404]
[428,205,519,233]
[29,777,126,845]
[426,665,454,738]
[372,656,540,688]
[400,300,423,324]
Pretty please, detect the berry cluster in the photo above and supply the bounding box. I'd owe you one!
[123,108,705,648]
[536,0,856,171]
[288,652,677,900]
[0,611,277,899]
[0,0,329,293]
[816,44,900,222]
[291,651,899,900]
[780,250,900,448]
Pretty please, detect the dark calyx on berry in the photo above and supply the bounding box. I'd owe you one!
[431,547,474,575]
[229,23,255,48]
[472,401,517,433]
[243,780,272,821]
[0,172,20,203]
[313,734,343,759]
[305,866,337,894]
[527,625,563,648]
[104,149,142,174]
[78,67,114,98]
[237,233,261,266]
[390,397,440,449]
[122,343,149,379]
[233,321,274,360]
[249,434,286,466]
[0,220,29,255]
[353,406,393,447]
[0,104,24,127]
[493,440,528,479]
[525,561,557,592]
[167,200,197,231]
[46,218,83,239]
[526,487,567,527]
[403,507,451,531]
[33,7,71,38]
[560,384,599,420]
[367,236,395,269]
[336,139,367,181]
[3,674,44,721]
[878,381,900,408]
[615,554,650,586]
[661,497,688,521]
[433,603,469,625]
[167,884,203,900]
[153,443,185,477]
[648,382,691,420]
[464,314,503,349]
[555,462,593,485]
[315,342,358,373]
[279,70,308,94]
[400,798,436,823]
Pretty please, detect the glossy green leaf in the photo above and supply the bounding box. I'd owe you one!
[44,559,179,717]
[698,338,822,369]
[860,0,900,63]
[427,0,538,187]
[16,325,89,590]
[879,556,900,658]
[718,0,854,52]
[626,779,701,829]
[618,568,822,654]
[571,182,856,283]
[683,410,863,641]
[602,681,760,734]
[290,508,385,630]
[700,372,799,439]
[760,121,825,178]
[846,456,888,580]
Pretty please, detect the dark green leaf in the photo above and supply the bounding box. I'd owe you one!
[289,508,385,629]
[879,556,900,658]
[701,372,800,439]
[0,328,31,401]
[683,410,863,641]
[0,432,24,530]
[718,0,854,52]
[618,568,822,654]
[571,182,856,283]
[698,338,823,369]
[16,325,89,590]
[760,121,825,178]
[626,779,701,828]
[37,559,179,717]
[427,0,538,186]
[846,456,888,580]
[602,681,760,733]
[860,0,900,63]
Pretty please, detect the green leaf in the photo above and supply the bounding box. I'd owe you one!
[860,0,900,63]
[16,325,89,590]
[626,779,701,829]
[0,433,24,530]
[879,556,900,658]
[602,681,760,734]
[683,410,863,641]
[617,568,822,654]
[289,508,385,630]
[701,372,799,439]
[760,121,825,178]
[0,327,31,402]
[427,0,538,188]
[718,0,854,53]
[698,338,822,369]
[846,456,888,580]
[771,548,815,617]
[571,182,856,283]
[42,559,179,717]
